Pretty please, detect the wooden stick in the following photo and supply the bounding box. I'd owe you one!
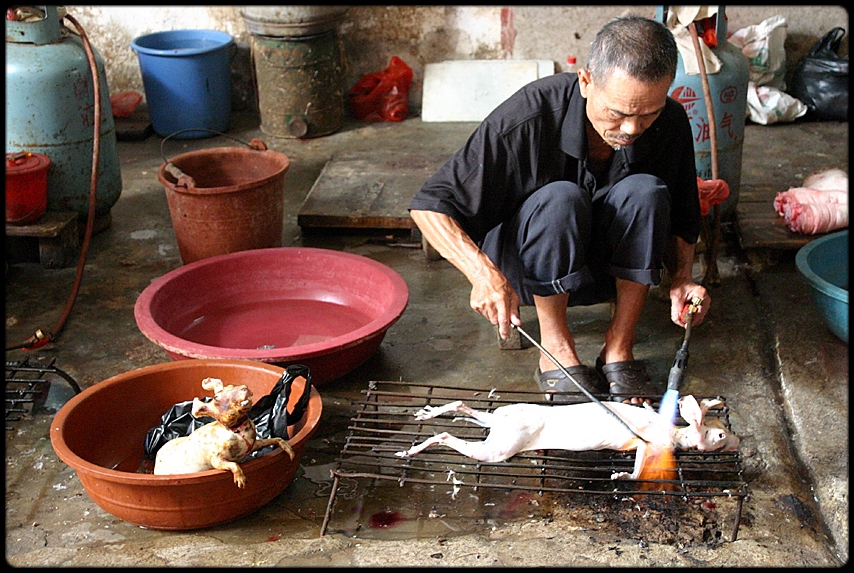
[688,21,721,286]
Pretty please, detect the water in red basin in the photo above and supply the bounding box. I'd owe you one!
[176,299,373,349]
[134,247,409,386]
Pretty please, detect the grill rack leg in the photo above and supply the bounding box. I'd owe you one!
[319,474,341,537]
[6,357,81,431]
[731,494,744,542]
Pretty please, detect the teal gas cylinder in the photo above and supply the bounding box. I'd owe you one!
[6,6,122,221]
[658,6,749,220]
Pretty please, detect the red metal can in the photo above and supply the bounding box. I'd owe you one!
[6,151,50,225]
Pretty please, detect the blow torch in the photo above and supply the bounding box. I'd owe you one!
[658,295,704,424]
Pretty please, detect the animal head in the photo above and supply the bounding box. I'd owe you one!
[191,377,254,427]
[673,395,740,452]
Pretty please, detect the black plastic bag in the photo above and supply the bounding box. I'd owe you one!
[143,364,313,460]
[789,27,848,121]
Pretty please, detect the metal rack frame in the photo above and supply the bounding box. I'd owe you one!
[5,357,80,431]
[320,380,749,541]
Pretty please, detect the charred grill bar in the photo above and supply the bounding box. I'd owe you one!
[5,357,80,431]
[321,380,749,540]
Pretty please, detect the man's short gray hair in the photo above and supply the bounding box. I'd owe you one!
[587,15,677,86]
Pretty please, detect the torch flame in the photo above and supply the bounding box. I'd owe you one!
[637,444,678,492]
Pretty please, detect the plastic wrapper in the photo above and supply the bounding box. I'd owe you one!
[745,81,807,125]
[729,15,789,89]
[143,364,313,460]
[697,177,730,216]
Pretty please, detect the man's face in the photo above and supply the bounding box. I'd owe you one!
[577,67,672,150]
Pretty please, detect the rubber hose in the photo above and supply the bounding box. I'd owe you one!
[5,13,101,351]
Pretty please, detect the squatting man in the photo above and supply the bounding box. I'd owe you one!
[409,15,709,404]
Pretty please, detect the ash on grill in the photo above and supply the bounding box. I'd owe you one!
[320,381,749,542]
[6,357,80,431]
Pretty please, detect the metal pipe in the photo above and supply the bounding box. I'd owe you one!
[511,324,647,443]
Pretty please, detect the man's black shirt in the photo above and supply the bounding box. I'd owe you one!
[410,73,701,246]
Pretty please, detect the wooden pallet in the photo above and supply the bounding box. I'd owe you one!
[297,151,450,231]
[5,211,79,268]
[115,103,153,141]
[733,183,837,266]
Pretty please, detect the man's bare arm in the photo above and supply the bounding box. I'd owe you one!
[410,209,521,338]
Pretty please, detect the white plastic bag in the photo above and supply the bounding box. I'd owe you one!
[730,15,789,89]
[665,7,722,75]
[745,81,807,125]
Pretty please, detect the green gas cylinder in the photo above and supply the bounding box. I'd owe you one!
[5,6,122,222]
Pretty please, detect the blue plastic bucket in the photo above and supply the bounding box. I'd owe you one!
[131,29,234,139]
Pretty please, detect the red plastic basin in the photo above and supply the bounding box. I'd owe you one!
[134,247,409,386]
[50,359,322,530]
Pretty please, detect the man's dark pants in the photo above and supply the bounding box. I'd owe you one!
[481,174,671,307]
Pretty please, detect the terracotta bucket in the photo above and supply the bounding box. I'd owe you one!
[157,132,290,264]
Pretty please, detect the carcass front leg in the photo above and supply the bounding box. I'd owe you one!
[210,455,247,488]
[253,437,295,460]
[414,400,494,426]
[414,400,466,420]
[395,432,512,462]
[611,441,648,480]
[396,432,454,457]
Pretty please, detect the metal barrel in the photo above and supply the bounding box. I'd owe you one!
[251,31,345,139]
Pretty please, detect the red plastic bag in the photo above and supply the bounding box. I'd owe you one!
[348,56,413,122]
[697,177,730,216]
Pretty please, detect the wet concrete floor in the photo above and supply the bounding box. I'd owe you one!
[5,114,848,566]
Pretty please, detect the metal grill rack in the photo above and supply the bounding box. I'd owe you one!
[5,357,81,431]
[320,380,749,540]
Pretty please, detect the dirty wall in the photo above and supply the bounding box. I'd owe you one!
[65,5,848,114]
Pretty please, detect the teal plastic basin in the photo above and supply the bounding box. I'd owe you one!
[795,230,848,344]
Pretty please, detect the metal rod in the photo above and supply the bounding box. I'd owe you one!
[319,474,340,537]
[510,324,648,443]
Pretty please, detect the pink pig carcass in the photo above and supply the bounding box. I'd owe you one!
[774,168,848,234]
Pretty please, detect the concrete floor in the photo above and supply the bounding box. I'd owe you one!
[5,113,848,567]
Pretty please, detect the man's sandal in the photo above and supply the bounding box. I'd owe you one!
[534,365,607,404]
[595,356,658,403]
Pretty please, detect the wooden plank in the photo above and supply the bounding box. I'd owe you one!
[115,103,153,142]
[297,151,450,230]
[737,183,778,202]
[6,210,77,238]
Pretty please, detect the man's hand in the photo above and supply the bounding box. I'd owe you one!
[664,235,710,328]
[469,270,522,340]
[410,209,522,339]
[669,281,709,327]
